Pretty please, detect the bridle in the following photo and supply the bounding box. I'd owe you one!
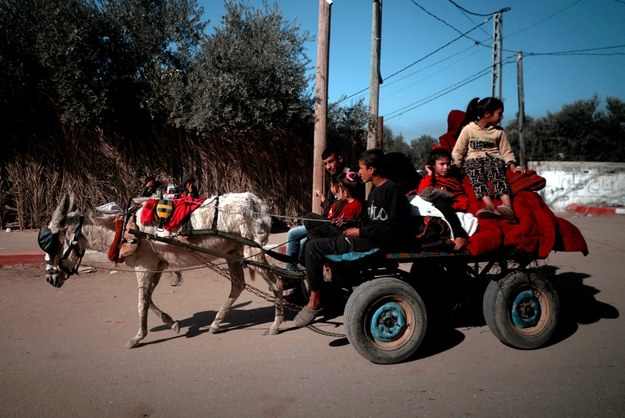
[38,215,86,288]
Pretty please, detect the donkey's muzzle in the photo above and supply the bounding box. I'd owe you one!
[45,265,66,288]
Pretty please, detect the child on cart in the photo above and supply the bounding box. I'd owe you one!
[294,149,412,327]
[415,146,470,251]
[452,97,525,223]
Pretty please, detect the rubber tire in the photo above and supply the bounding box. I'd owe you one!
[344,277,427,364]
[483,270,559,349]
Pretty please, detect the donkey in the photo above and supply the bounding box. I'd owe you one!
[39,193,284,348]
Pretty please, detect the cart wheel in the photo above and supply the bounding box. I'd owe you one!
[344,278,427,364]
[483,270,559,349]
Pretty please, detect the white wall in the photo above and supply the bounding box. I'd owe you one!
[528,161,625,212]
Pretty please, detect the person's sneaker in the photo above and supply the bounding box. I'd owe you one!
[476,206,501,219]
[497,205,519,223]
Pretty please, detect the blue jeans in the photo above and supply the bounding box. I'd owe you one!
[285,225,307,270]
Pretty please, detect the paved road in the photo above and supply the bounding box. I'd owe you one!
[1,214,624,417]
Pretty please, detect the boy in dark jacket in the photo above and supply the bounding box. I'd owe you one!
[294,149,412,327]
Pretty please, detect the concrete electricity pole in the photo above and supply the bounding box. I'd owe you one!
[517,50,526,167]
[312,0,332,213]
[490,11,503,99]
[367,0,382,151]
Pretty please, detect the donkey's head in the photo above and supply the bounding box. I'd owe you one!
[38,194,87,288]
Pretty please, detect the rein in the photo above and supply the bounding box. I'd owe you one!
[58,215,86,277]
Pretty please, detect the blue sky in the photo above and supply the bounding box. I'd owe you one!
[199,0,625,140]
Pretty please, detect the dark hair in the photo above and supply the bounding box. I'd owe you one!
[337,171,361,196]
[427,147,452,168]
[322,146,344,160]
[464,97,504,123]
[358,149,389,178]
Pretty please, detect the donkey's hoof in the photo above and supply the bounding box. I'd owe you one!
[209,325,220,334]
[126,339,140,349]
[268,327,280,335]
[172,321,180,334]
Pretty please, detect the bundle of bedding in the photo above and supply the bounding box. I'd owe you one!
[463,169,588,257]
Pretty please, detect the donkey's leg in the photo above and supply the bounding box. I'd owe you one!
[258,268,284,335]
[147,270,180,334]
[127,271,154,349]
[209,259,245,334]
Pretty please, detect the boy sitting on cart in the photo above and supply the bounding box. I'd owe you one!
[294,149,414,327]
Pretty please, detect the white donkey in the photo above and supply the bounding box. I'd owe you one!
[39,193,284,348]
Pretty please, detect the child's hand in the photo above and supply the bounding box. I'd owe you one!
[425,165,433,176]
[343,227,359,237]
[332,216,346,228]
[314,189,325,201]
[509,164,526,175]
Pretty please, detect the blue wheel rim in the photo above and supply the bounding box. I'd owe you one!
[370,302,406,342]
[511,289,541,328]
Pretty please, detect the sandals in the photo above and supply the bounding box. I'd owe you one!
[293,306,322,327]
[476,206,501,219]
[497,205,519,223]
[477,205,519,223]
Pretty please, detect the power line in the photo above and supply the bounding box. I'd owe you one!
[506,0,583,39]
[383,45,478,92]
[384,19,490,81]
[336,18,491,104]
[385,57,517,120]
[339,1,624,123]
[336,45,480,106]
[384,41,624,122]
[408,0,484,43]
[525,44,625,56]
[447,0,510,17]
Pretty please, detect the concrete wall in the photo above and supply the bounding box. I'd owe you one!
[527,161,625,212]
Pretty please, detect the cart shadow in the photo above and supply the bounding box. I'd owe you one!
[541,265,619,346]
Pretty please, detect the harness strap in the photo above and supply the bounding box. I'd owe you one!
[211,195,220,231]
[59,215,85,276]
[180,229,262,248]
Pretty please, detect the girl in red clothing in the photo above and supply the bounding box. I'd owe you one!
[417,146,469,250]
[306,172,363,239]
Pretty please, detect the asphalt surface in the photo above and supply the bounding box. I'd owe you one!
[1,213,624,417]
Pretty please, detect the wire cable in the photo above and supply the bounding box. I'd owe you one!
[447,0,511,17]
[385,54,517,120]
[336,18,491,104]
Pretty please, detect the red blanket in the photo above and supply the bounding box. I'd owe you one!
[464,170,588,257]
[141,196,206,231]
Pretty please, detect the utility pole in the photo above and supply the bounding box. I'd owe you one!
[491,11,503,99]
[516,50,526,167]
[367,0,382,151]
[312,0,332,213]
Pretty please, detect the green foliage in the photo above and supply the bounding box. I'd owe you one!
[181,0,312,133]
[506,96,625,162]
[326,99,368,165]
[383,127,437,170]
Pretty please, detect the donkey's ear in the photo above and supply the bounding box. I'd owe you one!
[49,194,69,232]
[68,193,78,213]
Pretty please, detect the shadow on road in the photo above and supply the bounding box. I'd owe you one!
[147,300,295,341]
[543,265,620,345]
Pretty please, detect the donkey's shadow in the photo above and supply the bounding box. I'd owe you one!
[149,301,289,340]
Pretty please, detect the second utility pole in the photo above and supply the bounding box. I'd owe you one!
[367,0,382,151]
